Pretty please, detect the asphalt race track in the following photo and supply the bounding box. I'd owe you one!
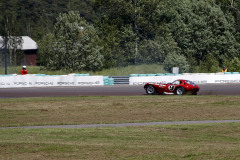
[0,84,239,98]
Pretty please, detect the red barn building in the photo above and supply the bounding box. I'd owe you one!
[20,36,38,66]
[0,36,38,66]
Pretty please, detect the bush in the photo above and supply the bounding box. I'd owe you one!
[199,54,220,73]
[164,53,190,73]
[223,57,240,72]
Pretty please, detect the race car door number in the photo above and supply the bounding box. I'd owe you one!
[168,85,175,91]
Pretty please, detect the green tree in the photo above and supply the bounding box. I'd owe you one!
[0,0,23,66]
[94,0,136,66]
[38,11,103,71]
[67,0,97,22]
[94,0,165,67]
[1,0,97,41]
[164,0,240,69]
[37,33,55,67]
[138,33,181,64]
[214,0,240,40]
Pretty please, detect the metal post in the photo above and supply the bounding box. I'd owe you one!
[4,37,8,75]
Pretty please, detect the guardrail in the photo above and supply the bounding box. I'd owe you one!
[110,76,129,85]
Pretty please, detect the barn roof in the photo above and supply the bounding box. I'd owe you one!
[0,36,38,50]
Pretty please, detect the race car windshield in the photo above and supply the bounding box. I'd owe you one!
[186,80,196,86]
[172,80,180,85]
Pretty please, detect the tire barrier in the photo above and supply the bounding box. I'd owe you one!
[75,74,90,76]
[104,76,114,85]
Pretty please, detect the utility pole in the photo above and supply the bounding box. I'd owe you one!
[4,37,8,75]
[134,0,138,64]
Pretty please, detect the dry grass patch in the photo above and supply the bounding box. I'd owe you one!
[0,96,240,127]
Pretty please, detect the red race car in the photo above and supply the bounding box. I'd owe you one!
[144,79,200,95]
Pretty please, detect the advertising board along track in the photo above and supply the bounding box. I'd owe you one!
[0,74,103,88]
[129,72,240,85]
[1,72,240,89]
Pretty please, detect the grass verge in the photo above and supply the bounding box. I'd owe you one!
[0,95,240,127]
[0,123,240,160]
[0,64,166,76]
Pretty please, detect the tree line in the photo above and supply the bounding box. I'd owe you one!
[1,0,240,73]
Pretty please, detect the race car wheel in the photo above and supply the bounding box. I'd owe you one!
[145,85,157,95]
[192,92,198,95]
[175,87,186,95]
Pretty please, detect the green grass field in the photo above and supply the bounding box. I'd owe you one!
[0,64,166,76]
[1,95,240,159]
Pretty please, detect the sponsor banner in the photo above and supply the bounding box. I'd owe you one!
[0,75,104,88]
[76,76,102,86]
[129,74,240,85]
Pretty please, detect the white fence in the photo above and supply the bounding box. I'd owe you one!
[129,73,240,85]
[0,74,104,88]
[0,72,240,88]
